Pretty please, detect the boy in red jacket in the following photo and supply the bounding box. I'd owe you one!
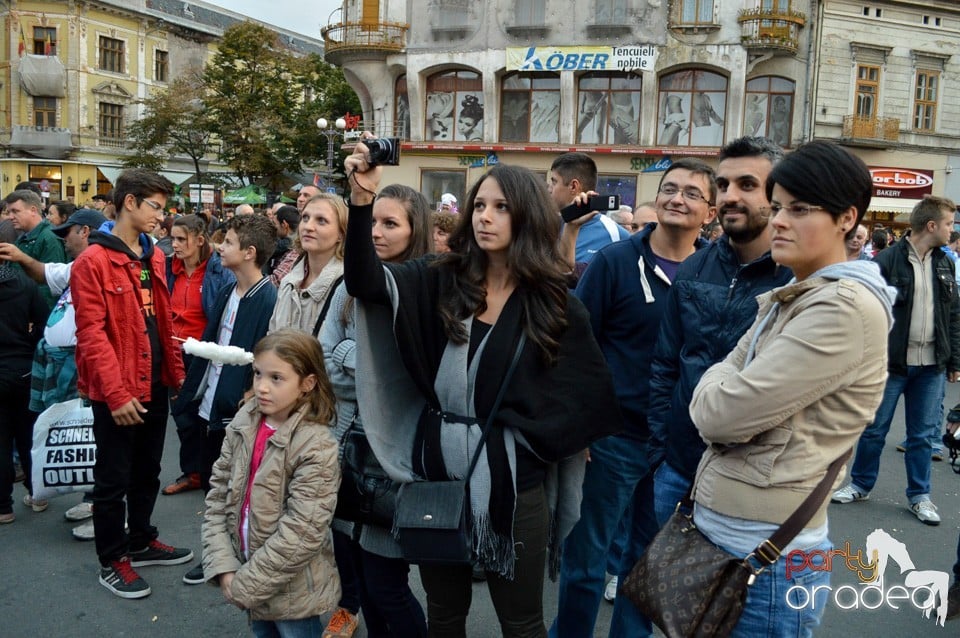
[71,169,190,599]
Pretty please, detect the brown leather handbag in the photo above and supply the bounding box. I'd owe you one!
[621,451,850,638]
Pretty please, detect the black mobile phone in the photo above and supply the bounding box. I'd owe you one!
[560,194,622,223]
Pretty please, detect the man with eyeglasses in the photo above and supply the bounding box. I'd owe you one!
[648,137,793,530]
[71,169,193,599]
[551,158,717,638]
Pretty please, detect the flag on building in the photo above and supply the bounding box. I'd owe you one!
[44,33,52,56]
[18,25,26,57]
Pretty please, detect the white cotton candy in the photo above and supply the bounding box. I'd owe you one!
[182,337,254,366]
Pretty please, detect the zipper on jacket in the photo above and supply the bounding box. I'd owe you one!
[727,275,738,300]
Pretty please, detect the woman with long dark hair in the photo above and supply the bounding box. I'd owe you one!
[342,139,621,637]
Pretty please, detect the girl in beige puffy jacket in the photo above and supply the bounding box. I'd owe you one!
[202,329,342,636]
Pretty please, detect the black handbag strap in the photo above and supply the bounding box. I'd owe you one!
[312,275,345,337]
[750,448,852,567]
[463,333,527,483]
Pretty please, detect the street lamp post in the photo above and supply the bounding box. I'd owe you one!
[316,117,347,191]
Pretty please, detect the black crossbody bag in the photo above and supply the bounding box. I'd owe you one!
[394,333,526,565]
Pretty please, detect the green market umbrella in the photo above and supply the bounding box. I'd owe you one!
[223,184,267,205]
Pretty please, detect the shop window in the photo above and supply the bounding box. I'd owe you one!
[744,76,794,147]
[422,170,466,210]
[577,72,641,145]
[658,69,728,147]
[425,70,483,142]
[500,72,560,143]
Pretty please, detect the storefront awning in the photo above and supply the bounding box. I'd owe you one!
[96,165,122,185]
[159,171,196,187]
[869,197,920,214]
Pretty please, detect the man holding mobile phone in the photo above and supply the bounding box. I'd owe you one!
[548,152,628,263]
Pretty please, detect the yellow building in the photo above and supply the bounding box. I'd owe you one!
[0,0,324,206]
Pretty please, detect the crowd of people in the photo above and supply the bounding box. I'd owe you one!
[0,135,959,638]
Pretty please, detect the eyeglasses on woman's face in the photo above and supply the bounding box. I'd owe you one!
[769,203,826,218]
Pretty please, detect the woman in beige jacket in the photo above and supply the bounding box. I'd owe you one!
[689,141,896,638]
[202,330,341,635]
[268,193,347,336]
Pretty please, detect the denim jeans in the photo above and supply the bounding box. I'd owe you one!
[250,616,322,638]
[850,366,945,501]
[91,391,168,565]
[550,435,658,638]
[344,534,427,638]
[652,461,693,528]
[714,536,832,638]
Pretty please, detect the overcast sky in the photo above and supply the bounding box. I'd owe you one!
[203,0,345,39]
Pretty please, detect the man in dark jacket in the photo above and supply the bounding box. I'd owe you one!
[647,137,792,526]
[834,195,960,526]
[551,159,716,638]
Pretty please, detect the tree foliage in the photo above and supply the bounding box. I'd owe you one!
[201,21,361,190]
[124,73,214,183]
[125,21,361,193]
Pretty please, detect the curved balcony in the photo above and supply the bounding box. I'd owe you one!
[738,7,807,55]
[321,21,408,66]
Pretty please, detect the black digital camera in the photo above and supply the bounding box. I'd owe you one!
[367,137,401,167]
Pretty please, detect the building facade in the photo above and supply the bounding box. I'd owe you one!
[812,0,960,227]
[324,0,959,219]
[1,0,323,205]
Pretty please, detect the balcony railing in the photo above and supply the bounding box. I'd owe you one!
[842,115,900,143]
[321,21,408,61]
[738,7,807,54]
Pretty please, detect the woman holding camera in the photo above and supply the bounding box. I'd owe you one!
[343,139,621,637]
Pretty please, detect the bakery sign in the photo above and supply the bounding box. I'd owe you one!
[870,167,933,199]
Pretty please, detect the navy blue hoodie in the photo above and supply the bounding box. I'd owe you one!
[575,223,707,440]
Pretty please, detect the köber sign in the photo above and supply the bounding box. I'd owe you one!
[870,168,934,199]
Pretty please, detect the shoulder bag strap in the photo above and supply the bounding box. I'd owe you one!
[312,275,345,337]
[751,448,853,567]
[463,333,527,482]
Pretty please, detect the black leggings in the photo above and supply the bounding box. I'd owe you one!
[418,484,549,638]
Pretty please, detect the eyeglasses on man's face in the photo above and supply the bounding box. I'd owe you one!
[658,185,710,204]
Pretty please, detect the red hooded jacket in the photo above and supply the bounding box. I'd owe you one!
[71,232,184,411]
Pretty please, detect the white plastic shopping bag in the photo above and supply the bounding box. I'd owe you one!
[30,398,95,500]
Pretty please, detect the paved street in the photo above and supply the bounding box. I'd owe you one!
[3,382,959,637]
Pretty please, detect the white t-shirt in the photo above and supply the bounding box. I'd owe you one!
[198,290,241,421]
[43,263,75,347]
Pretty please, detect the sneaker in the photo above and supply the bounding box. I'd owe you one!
[72,520,95,541]
[909,500,941,526]
[161,473,202,496]
[831,484,869,504]
[604,575,618,602]
[932,449,944,462]
[0,512,14,524]
[65,501,94,521]
[99,557,151,599]
[23,493,48,512]
[182,564,206,585]
[947,582,960,620]
[322,608,359,638]
[129,539,194,566]
[895,444,906,452]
